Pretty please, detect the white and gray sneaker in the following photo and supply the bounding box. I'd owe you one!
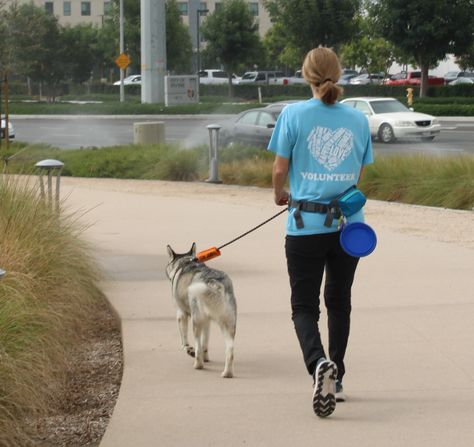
[312,359,338,417]
[335,380,346,402]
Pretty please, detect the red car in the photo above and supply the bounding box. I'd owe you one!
[384,71,445,86]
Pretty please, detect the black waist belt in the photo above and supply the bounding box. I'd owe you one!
[289,198,342,229]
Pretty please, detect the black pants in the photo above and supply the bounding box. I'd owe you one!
[285,232,359,382]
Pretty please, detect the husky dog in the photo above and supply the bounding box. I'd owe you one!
[165,243,237,378]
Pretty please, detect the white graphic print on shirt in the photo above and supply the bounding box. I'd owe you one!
[307,126,353,171]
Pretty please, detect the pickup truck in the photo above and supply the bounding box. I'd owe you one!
[236,71,289,85]
[384,71,445,86]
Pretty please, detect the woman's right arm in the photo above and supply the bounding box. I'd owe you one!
[272,155,290,206]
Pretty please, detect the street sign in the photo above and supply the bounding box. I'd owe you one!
[115,53,131,70]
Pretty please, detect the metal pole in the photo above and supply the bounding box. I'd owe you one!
[119,0,125,103]
[206,124,222,184]
[47,169,53,206]
[55,167,63,211]
[196,13,200,74]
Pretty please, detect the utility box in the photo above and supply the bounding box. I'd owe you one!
[133,122,165,145]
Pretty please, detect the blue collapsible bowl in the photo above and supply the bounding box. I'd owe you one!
[340,222,377,257]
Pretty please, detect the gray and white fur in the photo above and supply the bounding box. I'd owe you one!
[166,243,237,378]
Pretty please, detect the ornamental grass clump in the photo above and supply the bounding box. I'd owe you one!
[0,176,105,446]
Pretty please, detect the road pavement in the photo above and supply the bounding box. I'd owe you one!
[59,177,474,447]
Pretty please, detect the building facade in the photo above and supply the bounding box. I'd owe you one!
[8,0,272,36]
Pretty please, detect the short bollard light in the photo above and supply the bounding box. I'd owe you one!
[206,124,222,184]
[35,159,64,211]
[0,268,5,279]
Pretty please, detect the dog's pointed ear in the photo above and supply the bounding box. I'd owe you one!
[190,242,196,257]
[166,245,176,259]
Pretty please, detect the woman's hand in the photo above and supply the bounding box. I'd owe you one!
[274,189,289,206]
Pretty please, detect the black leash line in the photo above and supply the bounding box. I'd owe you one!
[217,207,288,250]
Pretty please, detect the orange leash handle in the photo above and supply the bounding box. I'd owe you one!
[196,246,221,262]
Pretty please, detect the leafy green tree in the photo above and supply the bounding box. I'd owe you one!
[61,24,102,84]
[369,0,474,96]
[201,0,262,93]
[263,23,300,72]
[263,0,361,62]
[0,2,66,100]
[456,46,474,71]
[341,36,394,76]
[166,0,192,73]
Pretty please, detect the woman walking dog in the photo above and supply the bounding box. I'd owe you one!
[268,47,374,417]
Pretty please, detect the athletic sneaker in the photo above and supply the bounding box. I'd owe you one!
[312,359,338,417]
[335,380,346,402]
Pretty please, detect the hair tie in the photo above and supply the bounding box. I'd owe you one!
[315,78,333,87]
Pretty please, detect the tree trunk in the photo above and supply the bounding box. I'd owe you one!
[420,63,429,98]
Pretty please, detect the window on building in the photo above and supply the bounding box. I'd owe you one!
[215,2,222,11]
[45,1,54,14]
[249,2,259,16]
[81,1,91,16]
[200,2,207,10]
[63,1,71,16]
[177,2,188,16]
[104,1,112,15]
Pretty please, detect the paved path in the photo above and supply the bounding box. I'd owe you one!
[60,178,474,447]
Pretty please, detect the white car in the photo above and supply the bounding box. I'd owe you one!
[287,70,306,85]
[340,97,441,143]
[113,74,141,86]
[349,73,385,85]
[236,71,289,85]
[199,69,239,85]
[1,116,15,139]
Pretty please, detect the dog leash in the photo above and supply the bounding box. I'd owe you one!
[194,207,288,262]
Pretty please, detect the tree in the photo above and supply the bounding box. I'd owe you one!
[0,2,66,100]
[201,0,262,94]
[263,23,301,73]
[456,46,474,71]
[61,24,102,84]
[166,0,192,73]
[263,0,361,62]
[369,0,474,96]
[341,36,394,75]
[340,15,395,75]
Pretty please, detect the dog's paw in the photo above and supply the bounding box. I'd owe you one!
[193,360,204,370]
[221,370,233,378]
[185,345,195,358]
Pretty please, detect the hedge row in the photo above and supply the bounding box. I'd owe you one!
[5,79,474,100]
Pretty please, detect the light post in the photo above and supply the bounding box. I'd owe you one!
[196,9,209,73]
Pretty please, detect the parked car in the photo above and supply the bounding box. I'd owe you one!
[337,73,358,85]
[340,97,441,143]
[444,71,474,84]
[198,69,239,85]
[219,105,287,148]
[113,74,141,86]
[384,71,444,86]
[1,116,15,139]
[236,71,289,85]
[449,76,474,85]
[287,70,306,85]
[349,73,385,85]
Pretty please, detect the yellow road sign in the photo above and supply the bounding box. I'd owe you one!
[115,53,131,70]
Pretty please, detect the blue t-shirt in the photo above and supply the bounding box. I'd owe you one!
[268,98,374,235]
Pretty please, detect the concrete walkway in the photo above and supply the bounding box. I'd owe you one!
[60,178,474,447]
